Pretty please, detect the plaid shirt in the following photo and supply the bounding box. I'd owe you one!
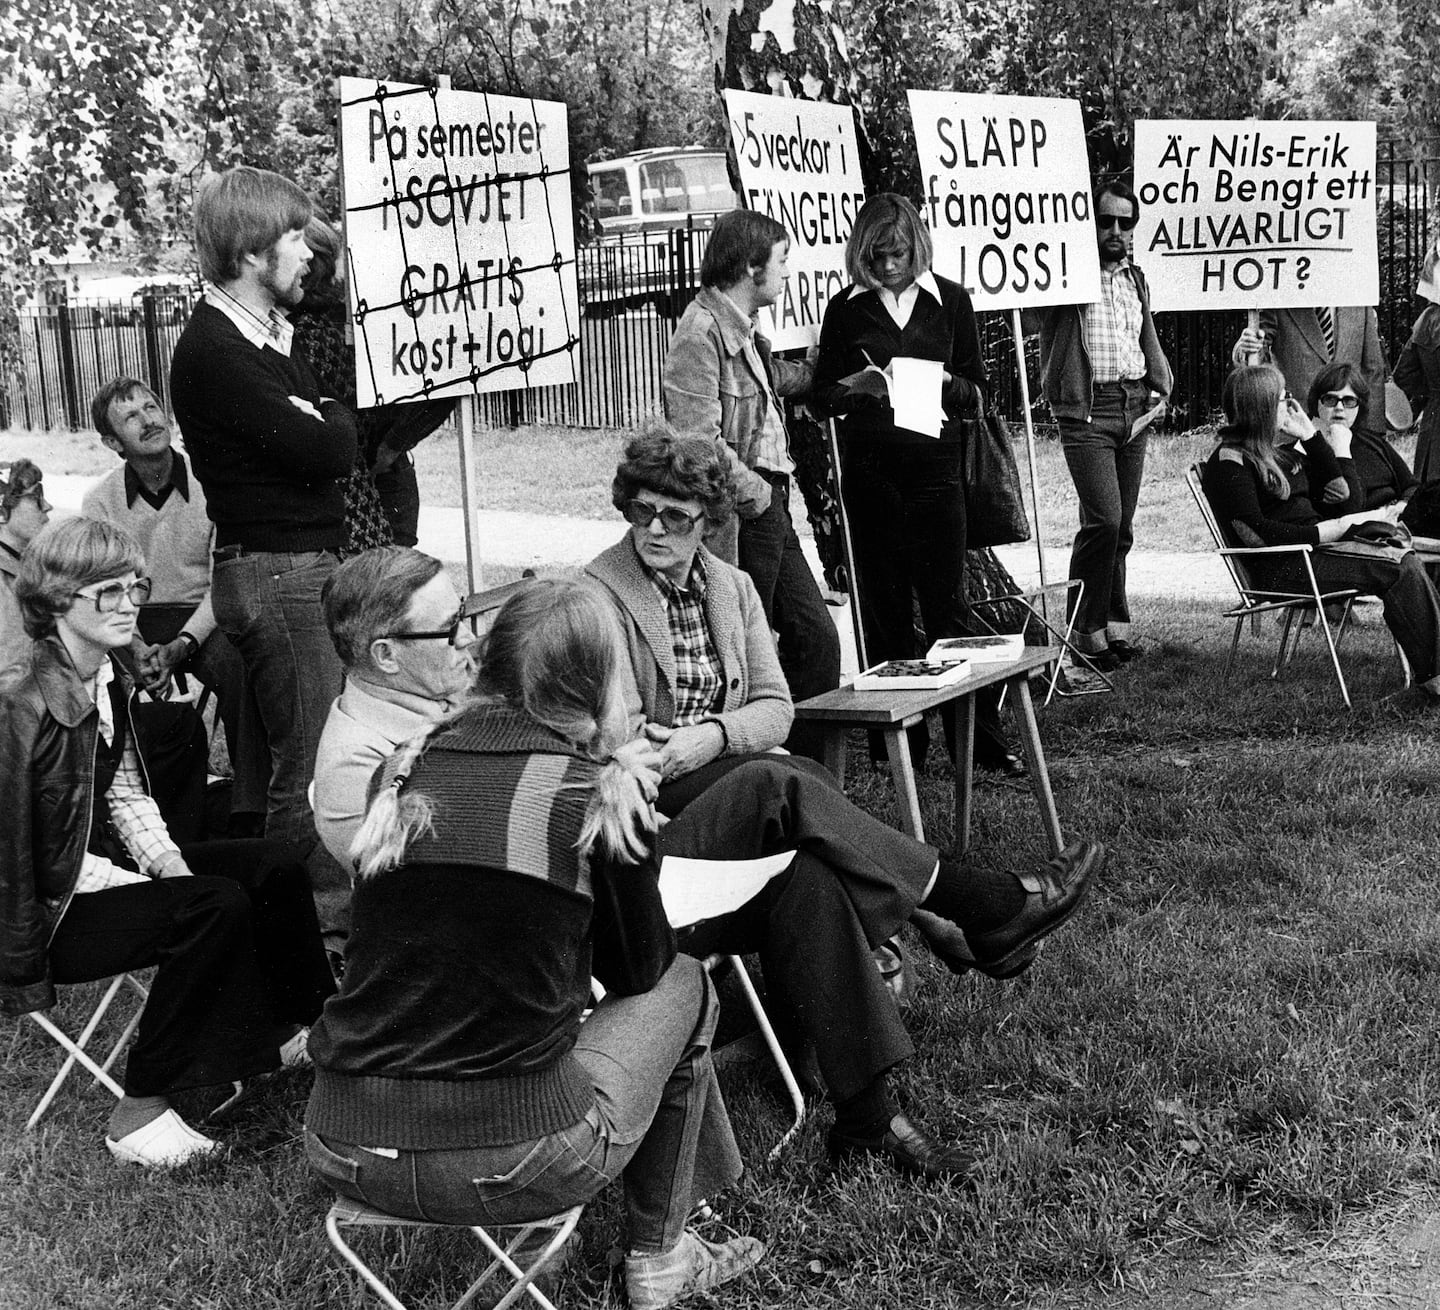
[1083,262,1146,384]
[646,554,724,726]
[75,661,182,893]
[204,281,295,356]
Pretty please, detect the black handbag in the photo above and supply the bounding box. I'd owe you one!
[962,408,1032,548]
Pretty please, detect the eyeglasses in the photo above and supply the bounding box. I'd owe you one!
[74,578,152,612]
[1096,213,1138,231]
[1320,392,1360,410]
[621,500,705,534]
[382,609,479,648]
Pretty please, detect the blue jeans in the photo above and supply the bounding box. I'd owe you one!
[1059,381,1151,652]
[737,474,841,760]
[304,956,742,1254]
[210,549,349,947]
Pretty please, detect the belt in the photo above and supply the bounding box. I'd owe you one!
[757,468,790,487]
[213,544,250,563]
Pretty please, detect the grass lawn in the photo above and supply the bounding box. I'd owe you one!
[4,588,1440,1308]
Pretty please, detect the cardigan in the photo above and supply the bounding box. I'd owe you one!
[306,702,671,1150]
[169,300,357,552]
[584,535,793,756]
[811,272,986,445]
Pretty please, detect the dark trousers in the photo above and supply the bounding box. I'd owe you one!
[1059,380,1151,651]
[128,700,209,846]
[1258,543,1440,684]
[373,454,421,547]
[840,441,1009,765]
[211,550,351,949]
[48,840,335,1097]
[737,473,841,762]
[657,754,934,1102]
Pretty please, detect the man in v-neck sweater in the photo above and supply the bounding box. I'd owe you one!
[168,165,357,955]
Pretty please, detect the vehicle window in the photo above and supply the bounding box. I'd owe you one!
[592,169,633,219]
[639,155,735,216]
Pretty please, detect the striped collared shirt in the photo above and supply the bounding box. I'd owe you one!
[203,281,295,356]
[1083,262,1146,384]
[646,554,724,725]
[75,660,182,893]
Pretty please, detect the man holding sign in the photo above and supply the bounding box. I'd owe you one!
[1033,182,1172,675]
[662,210,841,760]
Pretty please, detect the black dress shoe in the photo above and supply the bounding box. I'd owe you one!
[829,1113,980,1181]
[1108,639,1144,663]
[975,750,1027,778]
[1079,648,1123,672]
[910,909,1040,979]
[965,840,1105,976]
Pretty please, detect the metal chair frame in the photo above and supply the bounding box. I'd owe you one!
[24,972,149,1129]
[969,577,1114,705]
[325,1198,583,1310]
[1185,463,1365,708]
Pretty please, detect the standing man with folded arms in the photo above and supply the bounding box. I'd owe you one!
[169,165,358,962]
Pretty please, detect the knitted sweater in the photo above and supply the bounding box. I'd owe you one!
[169,301,357,551]
[305,702,670,1150]
[1201,432,1359,548]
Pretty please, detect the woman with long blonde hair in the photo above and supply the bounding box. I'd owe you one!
[1202,364,1440,699]
[303,578,763,1310]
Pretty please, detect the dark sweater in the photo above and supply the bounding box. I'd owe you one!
[1202,431,1359,548]
[1348,429,1417,510]
[811,274,986,445]
[305,703,671,1150]
[169,301,357,551]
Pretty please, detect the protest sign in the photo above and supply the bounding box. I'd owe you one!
[724,91,865,348]
[1132,120,1378,312]
[907,91,1100,311]
[337,77,580,408]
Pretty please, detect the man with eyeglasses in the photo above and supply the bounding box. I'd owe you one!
[1030,180,1173,685]
[311,548,478,936]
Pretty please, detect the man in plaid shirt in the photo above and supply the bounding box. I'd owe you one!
[1032,181,1173,679]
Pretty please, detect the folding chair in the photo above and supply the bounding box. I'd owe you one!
[1185,464,1364,707]
[969,578,1114,705]
[704,954,806,1164]
[24,972,149,1129]
[325,1197,582,1310]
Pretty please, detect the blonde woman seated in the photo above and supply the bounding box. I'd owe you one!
[302,579,763,1310]
[1201,364,1440,698]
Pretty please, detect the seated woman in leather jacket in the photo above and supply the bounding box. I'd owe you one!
[0,517,334,1168]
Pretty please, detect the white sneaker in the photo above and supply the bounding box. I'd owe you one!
[278,1027,312,1068]
[106,1109,219,1168]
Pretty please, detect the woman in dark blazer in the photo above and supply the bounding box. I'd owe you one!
[812,193,1018,773]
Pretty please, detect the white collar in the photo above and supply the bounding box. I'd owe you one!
[843,270,942,305]
[203,282,295,355]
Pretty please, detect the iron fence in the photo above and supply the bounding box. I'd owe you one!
[4,145,1434,434]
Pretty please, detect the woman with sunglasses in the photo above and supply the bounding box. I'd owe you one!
[1306,363,1422,519]
[1202,365,1440,699]
[811,193,1023,774]
[0,459,52,675]
[585,426,1103,1182]
[0,517,334,1168]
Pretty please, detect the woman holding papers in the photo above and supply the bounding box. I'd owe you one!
[812,193,1018,773]
[305,578,766,1310]
[585,427,1104,1181]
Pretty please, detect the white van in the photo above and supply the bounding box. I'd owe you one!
[588,148,736,238]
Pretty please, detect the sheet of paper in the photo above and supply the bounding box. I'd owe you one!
[1130,397,1167,440]
[888,356,946,438]
[659,852,795,928]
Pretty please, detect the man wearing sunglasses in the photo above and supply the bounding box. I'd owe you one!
[1030,180,1172,685]
[311,547,478,951]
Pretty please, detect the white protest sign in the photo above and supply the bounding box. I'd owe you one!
[337,76,579,407]
[1133,119,1378,311]
[908,91,1100,310]
[724,91,865,349]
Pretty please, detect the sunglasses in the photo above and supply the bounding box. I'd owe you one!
[1096,213,1138,231]
[1319,392,1360,410]
[622,500,705,534]
[382,608,479,648]
[74,578,152,613]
